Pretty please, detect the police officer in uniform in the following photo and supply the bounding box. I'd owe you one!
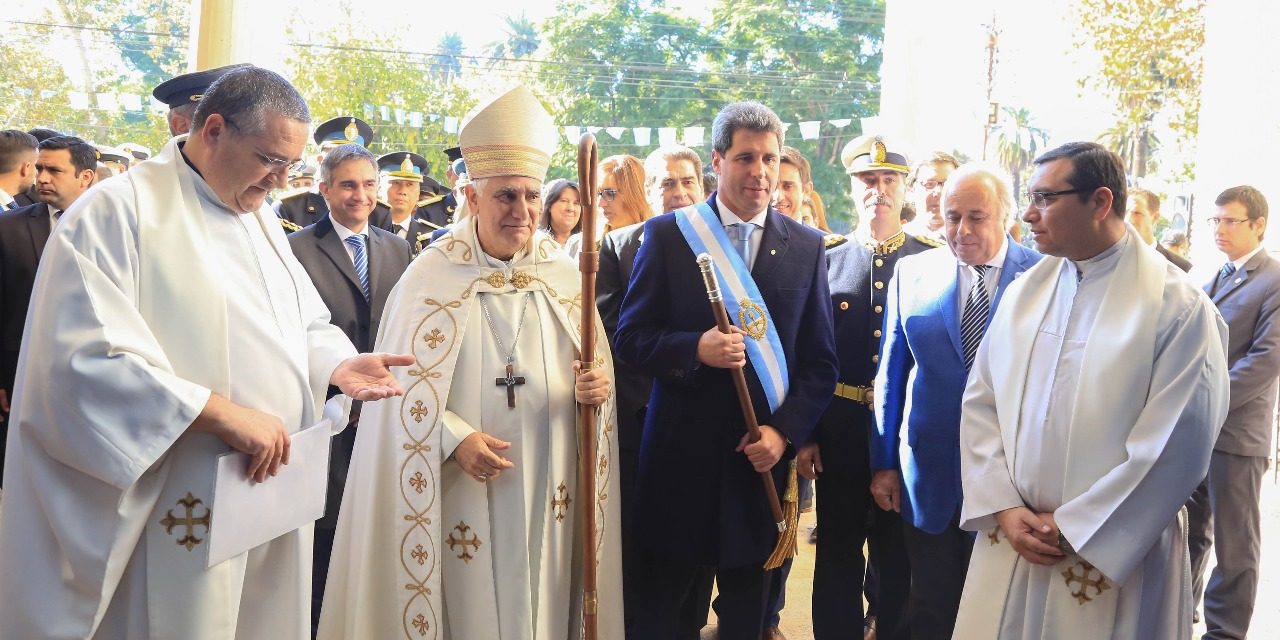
[151,64,251,136]
[801,135,940,640]
[276,116,376,228]
[371,151,446,257]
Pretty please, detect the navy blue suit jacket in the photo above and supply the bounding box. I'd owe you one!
[614,196,838,567]
[871,239,1041,534]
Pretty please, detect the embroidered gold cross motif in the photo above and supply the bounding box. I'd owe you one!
[410,400,428,423]
[551,482,572,522]
[1062,559,1110,604]
[159,492,211,551]
[987,528,1001,546]
[737,300,768,340]
[408,471,428,494]
[425,328,446,348]
[412,613,430,635]
[495,361,525,408]
[447,521,482,562]
[411,543,429,566]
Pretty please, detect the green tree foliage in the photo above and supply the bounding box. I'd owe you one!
[537,0,884,231]
[486,14,541,62]
[990,106,1048,200]
[1,0,185,152]
[288,29,476,179]
[1074,0,1204,178]
[432,33,466,83]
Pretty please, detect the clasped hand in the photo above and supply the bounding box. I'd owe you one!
[698,326,747,369]
[995,506,1066,565]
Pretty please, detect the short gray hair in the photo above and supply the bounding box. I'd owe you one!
[941,162,1015,222]
[711,102,783,156]
[320,144,377,184]
[192,66,310,136]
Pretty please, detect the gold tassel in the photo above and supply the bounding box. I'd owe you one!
[764,459,799,570]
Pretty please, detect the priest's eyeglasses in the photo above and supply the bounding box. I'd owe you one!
[1026,188,1094,210]
[597,188,619,202]
[222,116,306,174]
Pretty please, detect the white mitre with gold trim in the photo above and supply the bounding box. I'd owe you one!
[458,85,559,182]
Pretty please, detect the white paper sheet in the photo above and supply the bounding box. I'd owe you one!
[206,397,350,567]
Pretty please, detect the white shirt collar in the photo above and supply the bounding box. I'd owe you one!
[715,194,768,229]
[328,213,368,241]
[0,188,12,207]
[1232,245,1265,271]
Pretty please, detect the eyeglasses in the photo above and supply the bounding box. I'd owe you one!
[1026,187,1095,211]
[597,188,619,202]
[1206,216,1253,228]
[222,115,306,174]
[921,179,945,190]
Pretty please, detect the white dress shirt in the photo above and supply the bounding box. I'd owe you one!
[715,195,768,270]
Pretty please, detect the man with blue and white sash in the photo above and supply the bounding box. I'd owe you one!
[616,101,838,640]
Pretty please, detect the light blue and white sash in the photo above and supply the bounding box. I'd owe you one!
[674,202,790,412]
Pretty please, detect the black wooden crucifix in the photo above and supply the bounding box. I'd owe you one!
[495,357,525,408]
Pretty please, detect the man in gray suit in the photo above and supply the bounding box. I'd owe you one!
[1188,184,1280,639]
[286,143,411,630]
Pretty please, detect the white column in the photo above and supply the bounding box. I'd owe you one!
[188,0,289,72]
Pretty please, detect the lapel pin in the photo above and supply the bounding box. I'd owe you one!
[770,249,777,256]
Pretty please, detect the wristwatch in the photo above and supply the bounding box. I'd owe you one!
[1057,532,1076,556]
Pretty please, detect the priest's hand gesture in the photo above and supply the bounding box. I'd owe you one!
[455,433,514,481]
[995,506,1065,566]
[573,360,611,405]
[331,352,415,401]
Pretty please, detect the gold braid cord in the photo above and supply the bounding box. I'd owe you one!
[398,297,462,639]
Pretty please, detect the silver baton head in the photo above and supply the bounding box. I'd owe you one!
[696,253,722,302]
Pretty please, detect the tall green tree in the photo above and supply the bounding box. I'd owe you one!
[989,106,1048,201]
[432,33,466,83]
[485,14,541,62]
[1074,0,1204,178]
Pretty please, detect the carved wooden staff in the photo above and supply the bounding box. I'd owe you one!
[576,132,600,640]
[697,253,797,570]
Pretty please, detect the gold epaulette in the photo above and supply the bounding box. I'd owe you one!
[279,217,303,232]
[416,231,431,243]
[418,193,445,207]
[415,217,443,230]
[824,234,848,249]
[864,230,907,255]
[914,233,945,248]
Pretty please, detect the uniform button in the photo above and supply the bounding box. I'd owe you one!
[872,354,880,363]
[875,259,884,267]
[839,301,849,310]
[873,329,882,338]
[874,281,884,290]
[875,305,883,313]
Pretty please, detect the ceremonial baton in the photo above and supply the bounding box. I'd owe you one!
[576,132,600,640]
[696,253,797,569]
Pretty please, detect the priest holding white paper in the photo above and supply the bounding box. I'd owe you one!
[953,142,1231,639]
[319,85,623,640]
[0,66,412,640]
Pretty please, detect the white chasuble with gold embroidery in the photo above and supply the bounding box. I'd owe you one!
[0,137,356,639]
[954,229,1230,639]
[319,219,622,640]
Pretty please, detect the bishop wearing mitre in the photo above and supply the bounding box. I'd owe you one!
[319,85,623,640]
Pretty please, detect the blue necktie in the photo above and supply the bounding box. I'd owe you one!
[4,201,15,211]
[732,222,755,267]
[1220,262,1237,281]
[345,234,371,300]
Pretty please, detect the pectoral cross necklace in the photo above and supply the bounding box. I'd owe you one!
[479,292,533,408]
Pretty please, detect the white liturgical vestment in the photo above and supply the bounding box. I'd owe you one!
[954,229,1230,639]
[319,219,623,640]
[0,137,356,639]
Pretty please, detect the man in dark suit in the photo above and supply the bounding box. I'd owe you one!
[801,134,939,640]
[600,143,705,637]
[1127,186,1192,271]
[1187,185,1280,640]
[616,101,838,640]
[286,143,410,629]
[0,130,38,211]
[277,116,375,228]
[871,165,1042,640]
[0,135,96,478]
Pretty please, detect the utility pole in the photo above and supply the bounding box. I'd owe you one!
[981,13,999,160]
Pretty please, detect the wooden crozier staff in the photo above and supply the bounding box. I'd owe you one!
[697,253,798,570]
[575,132,601,640]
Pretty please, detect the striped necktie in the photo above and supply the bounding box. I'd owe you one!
[960,264,992,370]
[1220,262,1237,280]
[345,234,371,300]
